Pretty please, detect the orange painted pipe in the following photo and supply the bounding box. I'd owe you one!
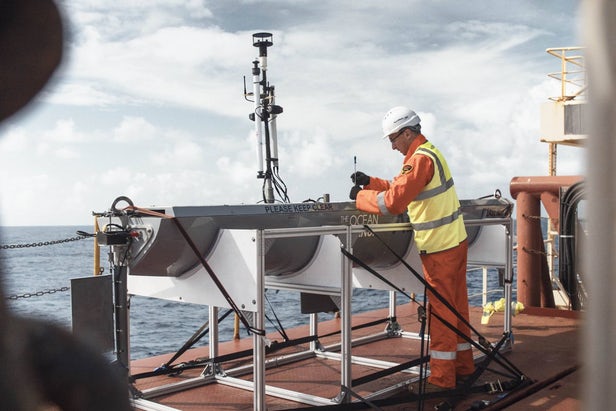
[509,176,583,308]
[510,176,583,198]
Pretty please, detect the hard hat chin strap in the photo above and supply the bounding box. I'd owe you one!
[409,124,421,134]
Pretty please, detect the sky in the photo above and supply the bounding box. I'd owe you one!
[0,0,585,227]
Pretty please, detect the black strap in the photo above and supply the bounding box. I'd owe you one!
[277,376,530,411]
[352,226,526,377]
[130,334,321,381]
[363,224,480,337]
[130,315,393,382]
[362,227,516,358]
[319,317,391,340]
[340,247,413,301]
[352,356,428,387]
[163,308,234,368]
[265,291,289,341]
[171,218,264,336]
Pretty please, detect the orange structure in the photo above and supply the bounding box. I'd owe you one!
[509,175,584,307]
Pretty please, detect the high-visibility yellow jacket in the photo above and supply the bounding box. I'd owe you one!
[356,135,466,253]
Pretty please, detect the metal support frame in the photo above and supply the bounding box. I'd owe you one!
[254,229,266,410]
[340,225,353,402]
[202,305,219,377]
[127,216,514,411]
[504,217,514,335]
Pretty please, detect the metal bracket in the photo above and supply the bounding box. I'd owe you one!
[331,387,348,404]
[385,318,402,337]
[201,362,226,378]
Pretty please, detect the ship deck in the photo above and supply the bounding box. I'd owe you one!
[130,304,580,411]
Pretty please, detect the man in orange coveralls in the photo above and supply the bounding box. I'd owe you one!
[349,106,475,393]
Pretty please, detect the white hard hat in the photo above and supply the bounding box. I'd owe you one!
[382,106,421,138]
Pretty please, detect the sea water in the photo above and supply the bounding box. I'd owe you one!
[0,225,507,360]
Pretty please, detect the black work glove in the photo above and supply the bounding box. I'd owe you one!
[350,171,370,186]
[349,185,362,200]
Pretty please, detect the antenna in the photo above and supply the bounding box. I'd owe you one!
[246,32,288,204]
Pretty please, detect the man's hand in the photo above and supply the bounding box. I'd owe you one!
[349,185,362,200]
[350,171,370,186]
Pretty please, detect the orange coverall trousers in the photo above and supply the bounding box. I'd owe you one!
[420,239,475,388]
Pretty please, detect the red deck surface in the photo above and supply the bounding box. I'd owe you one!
[131,304,580,411]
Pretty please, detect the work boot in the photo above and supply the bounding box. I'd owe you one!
[456,374,473,387]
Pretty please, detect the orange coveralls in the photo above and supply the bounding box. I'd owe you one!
[355,135,475,388]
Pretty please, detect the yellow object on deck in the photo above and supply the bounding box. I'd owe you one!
[481,298,525,325]
[234,313,240,339]
[94,217,101,276]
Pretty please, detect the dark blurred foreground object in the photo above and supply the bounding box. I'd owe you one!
[0,0,132,409]
[0,0,63,120]
[3,316,133,410]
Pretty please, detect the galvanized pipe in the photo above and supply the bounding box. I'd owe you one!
[340,226,353,403]
[254,230,266,411]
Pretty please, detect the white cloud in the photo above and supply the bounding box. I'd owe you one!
[282,129,345,177]
[113,116,159,142]
[0,126,30,153]
[54,147,80,159]
[150,139,204,166]
[43,118,80,142]
[100,166,133,186]
[216,156,254,185]
[0,0,584,225]
[66,0,213,38]
[45,82,131,106]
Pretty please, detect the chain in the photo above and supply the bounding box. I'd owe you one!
[0,235,89,249]
[6,286,70,300]
[522,214,544,221]
[2,232,90,300]
[521,246,547,256]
